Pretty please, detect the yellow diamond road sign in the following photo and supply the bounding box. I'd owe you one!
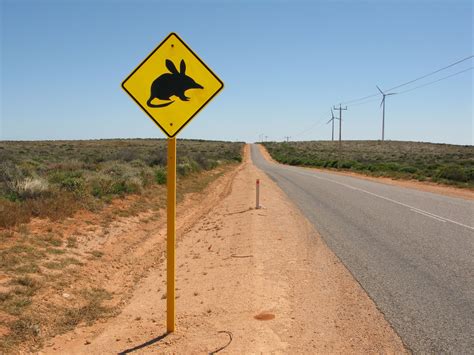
[122,33,223,138]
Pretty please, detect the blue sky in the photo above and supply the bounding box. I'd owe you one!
[1,0,472,144]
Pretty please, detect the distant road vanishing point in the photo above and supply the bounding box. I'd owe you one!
[251,144,474,353]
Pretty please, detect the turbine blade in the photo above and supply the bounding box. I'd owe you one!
[387,92,397,96]
[380,97,385,107]
[326,118,333,124]
[376,85,384,95]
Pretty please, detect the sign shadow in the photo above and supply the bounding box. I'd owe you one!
[118,332,169,354]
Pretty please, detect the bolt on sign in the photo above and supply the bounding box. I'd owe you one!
[122,32,224,137]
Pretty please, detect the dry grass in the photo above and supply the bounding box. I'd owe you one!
[59,288,115,332]
[0,224,107,352]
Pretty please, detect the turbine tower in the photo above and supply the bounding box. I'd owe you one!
[376,85,396,141]
[326,108,339,141]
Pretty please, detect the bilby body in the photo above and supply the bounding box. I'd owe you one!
[147,59,203,108]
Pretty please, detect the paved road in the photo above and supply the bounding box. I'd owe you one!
[251,144,474,353]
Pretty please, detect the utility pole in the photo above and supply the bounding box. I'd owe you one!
[284,136,291,142]
[333,104,347,145]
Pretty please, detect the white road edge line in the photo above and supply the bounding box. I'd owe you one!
[279,165,474,231]
[410,209,447,222]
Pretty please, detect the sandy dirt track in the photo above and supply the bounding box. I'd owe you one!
[42,145,407,354]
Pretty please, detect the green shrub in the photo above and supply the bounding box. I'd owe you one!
[49,171,85,193]
[154,168,167,184]
[437,165,468,182]
[177,162,197,177]
[338,161,353,169]
[289,158,302,166]
[0,162,26,200]
[467,168,474,182]
[111,178,142,195]
[194,155,219,170]
[89,174,114,198]
[400,166,418,174]
[382,162,402,171]
[139,167,155,187]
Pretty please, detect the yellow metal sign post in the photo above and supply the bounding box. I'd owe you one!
[166,137,176,332]
[121,33,223,333]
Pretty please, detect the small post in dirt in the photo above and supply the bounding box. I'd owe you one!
[167,137,177,332]
[256,179,260,209]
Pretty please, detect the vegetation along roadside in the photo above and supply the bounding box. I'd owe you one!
[263,140,473,189]
[0,138,243,352]
[0,139,243,228]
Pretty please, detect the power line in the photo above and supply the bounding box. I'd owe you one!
[396,67,473,95]
[339,55,473,105]
[348,97,380,107]
[347,66,473,108]
[387,56,473,91]
[342,92,380,106]
[293,118,327,138]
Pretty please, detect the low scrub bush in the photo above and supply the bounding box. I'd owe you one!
[154,168,167,184]
[437,165,468,182]
[400,166,418,174]
[338,161,354,169]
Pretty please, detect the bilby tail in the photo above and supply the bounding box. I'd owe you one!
[147,97,174,108]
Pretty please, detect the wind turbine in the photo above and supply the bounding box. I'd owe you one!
[326,108,339,141]
[376,85,396,141]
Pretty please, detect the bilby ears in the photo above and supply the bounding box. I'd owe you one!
[166,59,178,74]
[180,60,186,75]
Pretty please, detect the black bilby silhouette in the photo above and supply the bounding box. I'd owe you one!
[146,59,203,108]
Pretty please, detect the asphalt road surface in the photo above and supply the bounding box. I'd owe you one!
[251,144,474,353]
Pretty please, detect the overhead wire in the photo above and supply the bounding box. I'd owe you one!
[386,55,473,91]
[338,55,473,105]
[348,97,380,107]
[346,66,473,108]
[292,117,327,138]
[395,67,473,95]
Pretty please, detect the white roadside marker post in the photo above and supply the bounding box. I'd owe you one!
[256,179,260,209]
